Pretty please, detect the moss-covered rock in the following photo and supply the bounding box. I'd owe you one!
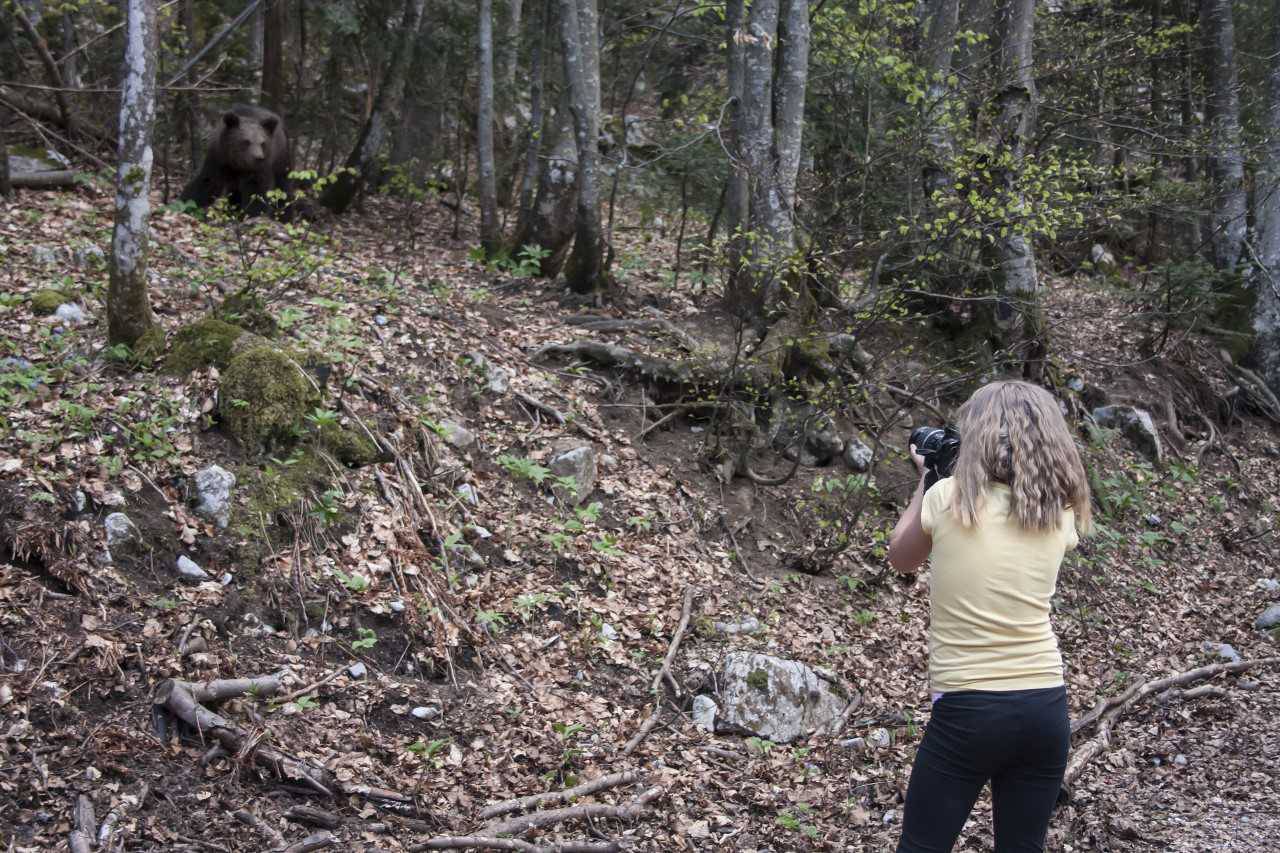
[316,422,383,467]
[132,326,167,368]
[236,448,333,526]
[31,289,73,316]
[216,290,278,338]
[164,318,245,374]
[219,345,314,451]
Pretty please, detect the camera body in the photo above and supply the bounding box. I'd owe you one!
[910,425,961,490]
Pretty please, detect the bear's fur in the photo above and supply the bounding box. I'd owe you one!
[180,104,292,218]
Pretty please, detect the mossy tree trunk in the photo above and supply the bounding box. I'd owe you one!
[107,0,159,350]
[477,0,500,254]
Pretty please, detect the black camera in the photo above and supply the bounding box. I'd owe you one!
[910,425,961,490]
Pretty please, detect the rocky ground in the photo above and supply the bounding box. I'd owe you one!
[0,186,1277,852]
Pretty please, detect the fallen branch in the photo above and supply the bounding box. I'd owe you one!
[274,668,344,704]
[531,340,706,387]
[184,673,286,703]
[412,838,618,852]
[478,771,641,821]
[234,808,285,849]
[284,806,342,829]
[68,794,96,853]
[9,169,79,189]
[623,588,695,756]
[1063,656,1280,794]
[514,391,566,425]
[281,832,336,853]
[481,786,662,837]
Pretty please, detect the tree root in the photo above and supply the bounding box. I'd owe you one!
[1063,656,1280,797]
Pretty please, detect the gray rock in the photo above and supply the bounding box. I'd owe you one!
[487,367,511,395]
[1257,579,1279,593]
[31,245,64,266]
[867,727,892,749]
[389,599,406,613]
[549,443,597,505]
[692,695,718,732]
[104,513,139,548]
[599,622,619,642]
[1145,514,1163,527]
[772,399,842,467]
[1092,405,1163,464]
[193,465,235,528]
[1255,604,1280,630]
[411,705,440,720]
[1172,753,1188,767]
[176,555,210,581]
[843,438,873,472]
[220,573,233,585]
[70,490,88,515]
[714,615,763,636]
[450,542,486,569]
[457,483,479,505]
[839,737,866,750]
[347,662,368,679]
[1090,243,1117,271]
[54,303,88,325]
[439,419,475,449]
[72,246,105,268]
[827,334,873,370]
[373,314,388,326]
[716,651,857,743]
[1202,641,1241,663]
[471,525,492,539]
[1067,376,1085,392]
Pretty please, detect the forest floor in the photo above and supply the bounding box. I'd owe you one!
[1,185,1278,852]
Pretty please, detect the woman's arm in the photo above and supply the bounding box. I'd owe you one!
[888,447,932,575]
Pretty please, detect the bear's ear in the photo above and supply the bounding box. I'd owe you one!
[261,116,279,135]
[223,112,241,129]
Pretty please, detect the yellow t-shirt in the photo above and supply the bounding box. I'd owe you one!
[919,477,1078,693]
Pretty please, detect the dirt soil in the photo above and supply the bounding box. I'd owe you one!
[0,188,1278,852]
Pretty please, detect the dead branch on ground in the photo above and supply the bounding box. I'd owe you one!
[281,832,337,852]
[413,838,619,852]
[1064,656,1280,795]
[623,587,695,756]
[480,786,662,838]
[478,771,641,821]
[10,170,79,189]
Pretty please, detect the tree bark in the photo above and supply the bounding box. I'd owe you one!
[723,0,749,246]
[107,0,159,349]
[1253,0,1280,396]
[261,0,286,112]
[0,109,10,195]
[181,0,200,169]
[497,0,524,98]
[921,0,960,198]
[513,86,577,277]
[990,0,1046,380]
[558,0,606,293]
[514,0,548,239]
[14,6,75,134]
[318,0,426,214]
[1200,0,1246,273]
[478,0,500,253]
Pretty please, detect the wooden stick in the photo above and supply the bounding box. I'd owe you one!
[233,808,285,849]
[477,771,641,821]
[9,170,78,189]
[514,391,566,425]
[183,673,286,703]
[13,8,74,132]
[69,793,96,853]
[165,0,266,88]
[281,832,336,853]
[284,806,342,829]
[481,786,661,838]
[412,838,619,852]
[274,668,344,704]
[1063,656,1280,794]
[623,587,696,756]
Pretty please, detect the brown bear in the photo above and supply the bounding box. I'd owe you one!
[180,104,293,218]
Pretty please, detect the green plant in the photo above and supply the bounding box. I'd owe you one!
[776,805,819,840]
[351,628,377,650]
[305,408,340,429]
[312,488,344,525]
[497,453,551,486]
[293,695,319,711]
[514,591,560,621]
[625,514,653,533]
[477,609,508,631]
[335,571,370,593]
[853,609,875,626]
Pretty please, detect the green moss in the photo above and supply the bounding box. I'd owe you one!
[164,318,245,374]
[316,422,383,467]
[132,326,167,368]
[30,289,73,315]
[747,669,770,691]
[219,345,314,451]
[239,448,332,523]
[216,290,278,338]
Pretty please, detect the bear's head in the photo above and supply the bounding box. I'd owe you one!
[222,111,278,171]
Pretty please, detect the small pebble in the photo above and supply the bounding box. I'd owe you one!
[389,599,406,613]
[347,662,368,679]
[411,705,440,720]
[373,314,388,326]
[1173,753,1187,767]
[176,555,210,581]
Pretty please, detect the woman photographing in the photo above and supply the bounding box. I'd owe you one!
[888,380,1093,853]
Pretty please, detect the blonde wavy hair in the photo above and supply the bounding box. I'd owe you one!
[948,380,1093,535]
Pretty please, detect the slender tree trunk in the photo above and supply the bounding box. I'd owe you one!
[724,0,748,261]
[1201,0,1246,273]
[775,0,809,214]
[61,12,82,89]
[14,7,74,133]
[1253,0,1280,395]
[514,86,577,276]
[497,0,523,97]
[478,0,500,253]
[559,0,606,293]
[318,0,426,214]
[0,117,10,196]
[107,0,159,349]
[261,0,286,112]
[990,0,1046,380]
[921,0,959,198]
[515,0,548,241]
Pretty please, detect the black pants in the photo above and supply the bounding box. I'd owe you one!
[896,686,1069,853]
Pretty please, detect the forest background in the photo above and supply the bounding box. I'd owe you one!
[1,0,1279,850]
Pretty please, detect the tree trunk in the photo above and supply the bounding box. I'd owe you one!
[989,0,1046,380]
[107,0,159,349]
[1201,0,1246,273]
[478,0,500,253]
[921,0,959,198]
[0,116,10,196]
[723,0,749,246]
[318,0,426,214]
[513,86,577,277]
[558,0,606,293]
[14,6,74,134]
[497,0,524,98]
[261,0,286,112]
[774,0,809,214]
[1253,0,1280,395]
[514,0,548,239]
[61,12,82,89]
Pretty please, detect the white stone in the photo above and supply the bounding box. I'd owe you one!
[843,439,873,472]
[411,705,440,720]
[104,513,138,547]
[868,727,892,749]
[1255,604,1280,630]
[714,616,763,636]
[193,465,235,528]
[389,599,406,613]
[176,555,210,581]
[440,419,475,449]
[549,443,597,505]
[457,483,479,505]
[716,651,857,743]
[54,303,88,325]
[692,695,718,732]
[347,662,368,679]
[1092,405,1163,464]
[599,622,619,642]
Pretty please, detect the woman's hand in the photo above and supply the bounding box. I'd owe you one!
[909,443,927,477]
